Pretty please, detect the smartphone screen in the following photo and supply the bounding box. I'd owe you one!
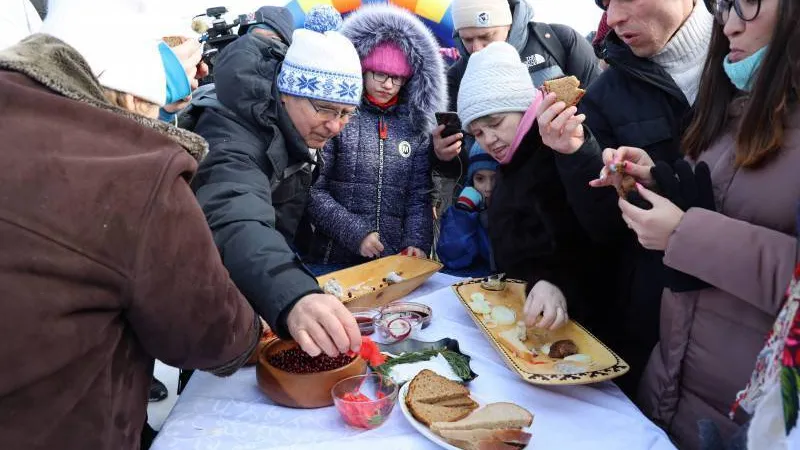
[436,112,462,139]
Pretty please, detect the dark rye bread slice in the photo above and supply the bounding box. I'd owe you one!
[409,401,477,427]
[543,75,585,107]
[406,369,470,406]
[436,396,479,408]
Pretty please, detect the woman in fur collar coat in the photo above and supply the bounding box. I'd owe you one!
[306,4,445,264]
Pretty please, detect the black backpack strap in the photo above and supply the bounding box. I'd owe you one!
[531,22,567,73]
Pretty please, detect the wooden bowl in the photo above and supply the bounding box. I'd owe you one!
[256,339,367,408]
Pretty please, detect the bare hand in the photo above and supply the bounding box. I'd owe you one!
[401,246,426,258]
[589,146,656,190]
[285,293,361,357]
[359,232,384,258]
[170,38,205,91]
[432,124,463,162]
[536,92,586,155]
[523,280,568,330]
[619,184,684,250]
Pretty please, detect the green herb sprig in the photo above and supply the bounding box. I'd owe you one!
[374,349,472,381]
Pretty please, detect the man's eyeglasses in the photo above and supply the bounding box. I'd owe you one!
[371,72,407,87]
[704,0,762,25]
[308,99,358,122]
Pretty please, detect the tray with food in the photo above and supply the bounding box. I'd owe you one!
[400,370,533,450]
[318,255,442,310]
[452,278,629,385]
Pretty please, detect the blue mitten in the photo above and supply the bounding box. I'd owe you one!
[456,186,483,211]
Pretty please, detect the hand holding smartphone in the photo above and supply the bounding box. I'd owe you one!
[435,112,462,139]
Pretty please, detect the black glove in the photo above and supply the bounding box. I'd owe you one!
[650,160,715,211]
[650,160,715,292]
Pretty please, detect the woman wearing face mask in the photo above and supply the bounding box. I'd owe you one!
[456,41,607,332]
[549,0,800,447]
[306,4,443,264]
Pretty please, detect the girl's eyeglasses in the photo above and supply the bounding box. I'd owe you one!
[704,0,762,25]
[371,72,407,87]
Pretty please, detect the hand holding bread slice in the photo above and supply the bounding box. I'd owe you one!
[542,76,585,107]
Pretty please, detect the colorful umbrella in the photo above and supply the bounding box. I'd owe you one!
[282,0,455,47]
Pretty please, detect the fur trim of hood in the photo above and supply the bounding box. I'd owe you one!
[0,34,207,162]
[342,4,447,133]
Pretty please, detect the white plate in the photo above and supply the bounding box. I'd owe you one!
[398,382,481,450]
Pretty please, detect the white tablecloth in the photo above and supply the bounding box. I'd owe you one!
[152,274,676,450]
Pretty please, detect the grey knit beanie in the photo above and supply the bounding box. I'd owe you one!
[457,41,535,130]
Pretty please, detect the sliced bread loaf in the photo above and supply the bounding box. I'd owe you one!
[430,403,533,433]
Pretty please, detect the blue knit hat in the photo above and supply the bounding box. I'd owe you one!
[467,142,499,184]
[278,5,362,106]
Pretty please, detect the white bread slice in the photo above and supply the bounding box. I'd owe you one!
[497,329,535,363]
[430,403,533,433]
[438,428,532,445]
[444,438,521,450]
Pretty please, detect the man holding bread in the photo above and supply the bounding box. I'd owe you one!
[533,0,714,397]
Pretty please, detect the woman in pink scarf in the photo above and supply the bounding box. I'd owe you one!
[455,41,610,337]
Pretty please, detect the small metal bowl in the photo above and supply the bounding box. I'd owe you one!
[481,273,507,291]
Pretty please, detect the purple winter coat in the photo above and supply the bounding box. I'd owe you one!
[306,5,447,264]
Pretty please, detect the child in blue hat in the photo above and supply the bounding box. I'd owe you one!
[437,142,498,272]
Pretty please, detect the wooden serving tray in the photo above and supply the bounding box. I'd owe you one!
[318,255,442,310]
[453,279,629,385]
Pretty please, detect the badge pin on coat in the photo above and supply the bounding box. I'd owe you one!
[398,141,411,158]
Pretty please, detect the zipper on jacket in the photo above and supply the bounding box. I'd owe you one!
[375,115,388,238]
[323,240,332,264]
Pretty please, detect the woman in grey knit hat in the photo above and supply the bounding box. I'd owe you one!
[457,41,608,335]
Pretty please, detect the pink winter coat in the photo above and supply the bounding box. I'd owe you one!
[637,99,800,450]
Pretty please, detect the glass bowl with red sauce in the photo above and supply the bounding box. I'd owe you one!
[348,307,380,336]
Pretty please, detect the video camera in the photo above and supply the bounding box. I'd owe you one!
[197,7,247,67]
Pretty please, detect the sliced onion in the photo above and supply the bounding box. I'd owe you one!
[470,293,487,303]
[485,319,498,329]
[469,299,492,314]
[387,318,411,341]
[490,306,517,326]
[540,343,551,355]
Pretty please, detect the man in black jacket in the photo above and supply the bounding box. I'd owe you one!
[190,10,365,359]
[431,0,601,204]
[541,0,713,396]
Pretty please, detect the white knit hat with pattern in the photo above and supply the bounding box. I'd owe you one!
[457,41,535,130]
[278,5,363,106]
[451,0,513,30]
